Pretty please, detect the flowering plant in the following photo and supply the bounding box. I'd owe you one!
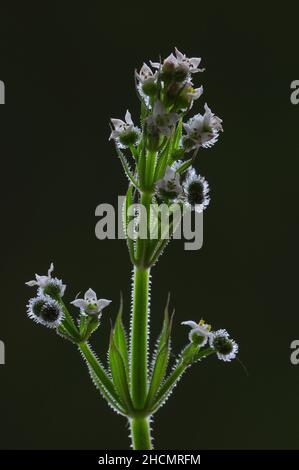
[25,48,238,450]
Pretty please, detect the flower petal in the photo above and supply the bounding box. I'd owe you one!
[25,280,37,286]
[96,299,112,311]
[181,320,198,329]
[125,110,133,126]
[70,299,87,309]
[48,263,54,277]
[84,288,97,302]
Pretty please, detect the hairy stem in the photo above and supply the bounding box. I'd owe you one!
[130,266,150,410]
[129,417,152,450]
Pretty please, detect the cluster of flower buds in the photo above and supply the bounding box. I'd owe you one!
[26,263,65,328]
[109,48,223,219]
[26,263,111,341]
[182,319,238,362]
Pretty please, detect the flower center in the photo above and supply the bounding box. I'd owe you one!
[187,181,205,205]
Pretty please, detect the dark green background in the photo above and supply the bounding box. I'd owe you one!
[0,1,298,449]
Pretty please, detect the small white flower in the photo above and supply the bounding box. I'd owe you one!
[135,63,157,85]
[109,110,140,148]
[182,169,210,213]
[25,263,66,297]
[174,48,204,74]
[184,83,203,102]
[71,288,111,317]
[151,48,204,76]
[27,295,64,328]
[182,319,212,346]
[146,101,179,138]
[209,329,239,362]
[156,166,182,201]
[183,103,223,150]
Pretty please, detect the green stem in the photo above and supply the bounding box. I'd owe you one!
[129,417,152,450]
[130,266,150,410]
[145,150,157,190]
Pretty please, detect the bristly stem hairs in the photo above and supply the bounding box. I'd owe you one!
[25,48,238,450]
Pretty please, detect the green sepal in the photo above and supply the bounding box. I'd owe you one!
[146,294,173,408]
[108,330,133,413]
[113,293,129,379]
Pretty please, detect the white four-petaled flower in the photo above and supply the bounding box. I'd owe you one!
[183,103,223,150]
[109,110,140,148]
[156,166,182,200]
[25,263,66,297]
[181,319,212,346]
[135,63,157,85]
[71,288,111,317]
[151,48,204,75]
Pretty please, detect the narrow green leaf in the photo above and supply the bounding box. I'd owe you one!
[172,118,182,151]
[174,158,192,174]
[114,144,139,189]
[89,368,127,416]
[146,296,173,407]
[78,341,122,408]
[109,333,133,413]
[113,293,129,379]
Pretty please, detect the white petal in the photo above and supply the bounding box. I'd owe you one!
[190,57,202,68]
[25,280,38,286]
[174,48,184,61]
[70,299,87,309]
[35,274,49,286]
[150,61,161,69]
[48,263,54,277]
[165,53,177,65]
[125,110,133,126]
[111,118,125,130]
[84,288,97,302]
[96,299,112,311]
[181,320,198,329]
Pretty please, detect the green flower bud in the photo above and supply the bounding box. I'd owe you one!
[27,295,64,328]
[119,130,140,147]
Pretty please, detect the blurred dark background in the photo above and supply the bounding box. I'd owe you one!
[0,1,299,450]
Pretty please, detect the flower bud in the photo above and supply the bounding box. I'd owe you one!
[209,329,238,362]
[27,295,64,328]
[142,81,158,97]
[118,129,140,147]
